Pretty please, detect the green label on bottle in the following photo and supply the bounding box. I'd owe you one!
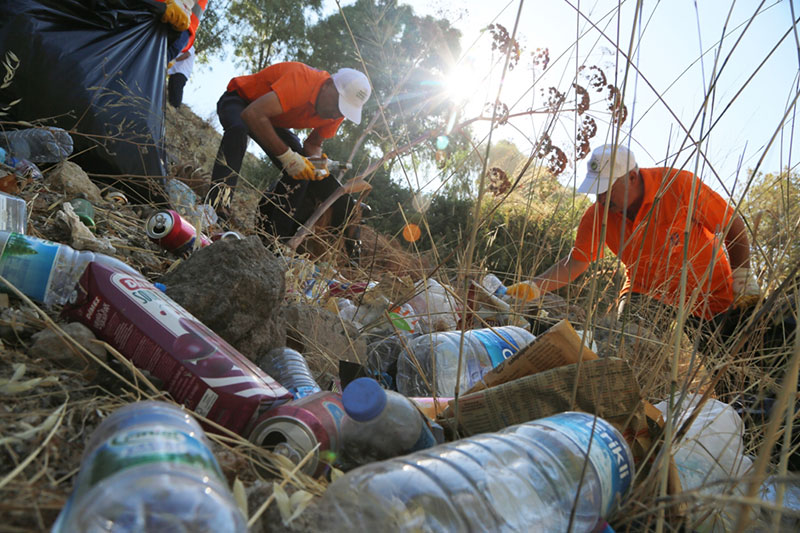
[77,425,225,499]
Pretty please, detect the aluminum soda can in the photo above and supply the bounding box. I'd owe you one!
[248,391,348,476]
[146,209,211,255]
[211,231,242,242]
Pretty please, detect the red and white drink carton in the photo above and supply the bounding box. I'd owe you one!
[62,262,292,436]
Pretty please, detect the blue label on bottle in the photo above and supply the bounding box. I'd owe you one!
[0,233,58,303]
[409,424,436,453]
[471,329,521,367]
[293,385,322,399]
[536,412,634,516]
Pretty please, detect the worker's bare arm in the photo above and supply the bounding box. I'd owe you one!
[302,130,325,158]
[724,213,750,270]
[533,254,591,292]
[240,92,289,157]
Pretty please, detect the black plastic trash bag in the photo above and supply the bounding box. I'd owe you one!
[0,0,180,204]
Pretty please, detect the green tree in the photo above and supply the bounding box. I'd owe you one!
[742,168,800,284]
[220,0,323,72]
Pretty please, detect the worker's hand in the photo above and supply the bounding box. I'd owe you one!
[161,0,190,32]
[505,280,542,303]
[276,149,315,181]
[309,154,330,180]
[732,266,761,309]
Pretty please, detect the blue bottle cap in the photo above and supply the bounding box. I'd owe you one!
[154,282,167,293]
[342,377,387,422]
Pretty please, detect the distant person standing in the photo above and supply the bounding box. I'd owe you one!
[167,45,194,108]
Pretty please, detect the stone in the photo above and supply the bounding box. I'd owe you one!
[48,161,104,203]
[30,322,106,366]
[282,301,366,377]
[159,236,287,360]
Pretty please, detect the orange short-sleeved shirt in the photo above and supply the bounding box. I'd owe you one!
[572,167,735,319]
[227,62,344,139]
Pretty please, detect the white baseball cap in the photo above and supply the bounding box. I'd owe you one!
[576,144,638,195]
[331,68,371,125]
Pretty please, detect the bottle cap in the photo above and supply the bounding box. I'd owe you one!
[342,377,387,422]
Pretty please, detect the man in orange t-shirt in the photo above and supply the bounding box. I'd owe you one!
[528,144,760,327]
[209,62,370,241]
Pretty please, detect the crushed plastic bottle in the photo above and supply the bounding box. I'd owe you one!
[52,401,247,533]
[0,126,73,163]
[481,273,507,297]
[396,325,535,396]
[319,411,634,532]
[256,347,321,399]
[0,231,138,307]
[164,177,217,231]
[655,394,755,532]
[0,192,27,233]
[341,377,435,466]
[407,278,460,332]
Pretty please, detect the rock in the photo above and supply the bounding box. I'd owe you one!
[48,161,104,203]
[282,301,366,377]
[30,322,106,366]
[159,236,287,360]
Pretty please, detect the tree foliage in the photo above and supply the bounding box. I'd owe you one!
[742,168,800,284]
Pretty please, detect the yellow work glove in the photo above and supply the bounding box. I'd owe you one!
[276,148,316,181]
[731,266,761,309]
[161,0,190,32]
[505,280,542,303]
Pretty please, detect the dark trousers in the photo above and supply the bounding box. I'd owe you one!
[209,91,354,239]
[167,73,187,108]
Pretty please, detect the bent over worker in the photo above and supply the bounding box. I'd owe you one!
[527,144,760,340]
[208,62,370,248]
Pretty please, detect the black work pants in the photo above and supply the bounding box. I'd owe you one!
[167,73,187,108]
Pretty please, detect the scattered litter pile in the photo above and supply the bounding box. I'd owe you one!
[0,127,798,532]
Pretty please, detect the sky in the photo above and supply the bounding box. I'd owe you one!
[183,0,800,198]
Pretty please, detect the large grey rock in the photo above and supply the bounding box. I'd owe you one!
[49,161,104,203]
[282,301,366,376]
[30,322,106,366]
[159,236,286,360]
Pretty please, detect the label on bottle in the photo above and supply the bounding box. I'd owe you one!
[409,423,436,453]
[536,413,634,516]
[63,423,226,520]
[0,233,58,303]
[471,328,522,367]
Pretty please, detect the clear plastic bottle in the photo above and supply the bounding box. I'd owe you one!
[396,325,535,396]
[52,401,247,533]
[319,411,634,532]
[341,377,435,466]
[0,231,139,307]
[481,273,508,296]
[0,126,73,163]
[407,278,460,332]
[256,347,321,399]
[0,192,27,234]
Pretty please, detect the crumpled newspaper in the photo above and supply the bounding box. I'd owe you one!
[56,202,116,254]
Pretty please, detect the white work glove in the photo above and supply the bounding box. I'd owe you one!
[731,266,761,309]
[276,148,316,181]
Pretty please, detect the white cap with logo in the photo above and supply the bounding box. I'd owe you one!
[576,144,637,195]
[331,68,371,125]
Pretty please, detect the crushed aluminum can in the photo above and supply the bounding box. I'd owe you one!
[146,209,212,255]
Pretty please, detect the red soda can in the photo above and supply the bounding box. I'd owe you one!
[248,391,348,476]
[146,209,212,255]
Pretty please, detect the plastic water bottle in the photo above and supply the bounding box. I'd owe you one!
[52,401,247,532]
[0,127,73,163]
[341,377,435,466]
[0,192,27,234]
[482,273,508,296]
[256,347,321,399]
[319,411,634,532]
[0,231,139,307]
[396,325,535,396]
[407,278,460,332]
